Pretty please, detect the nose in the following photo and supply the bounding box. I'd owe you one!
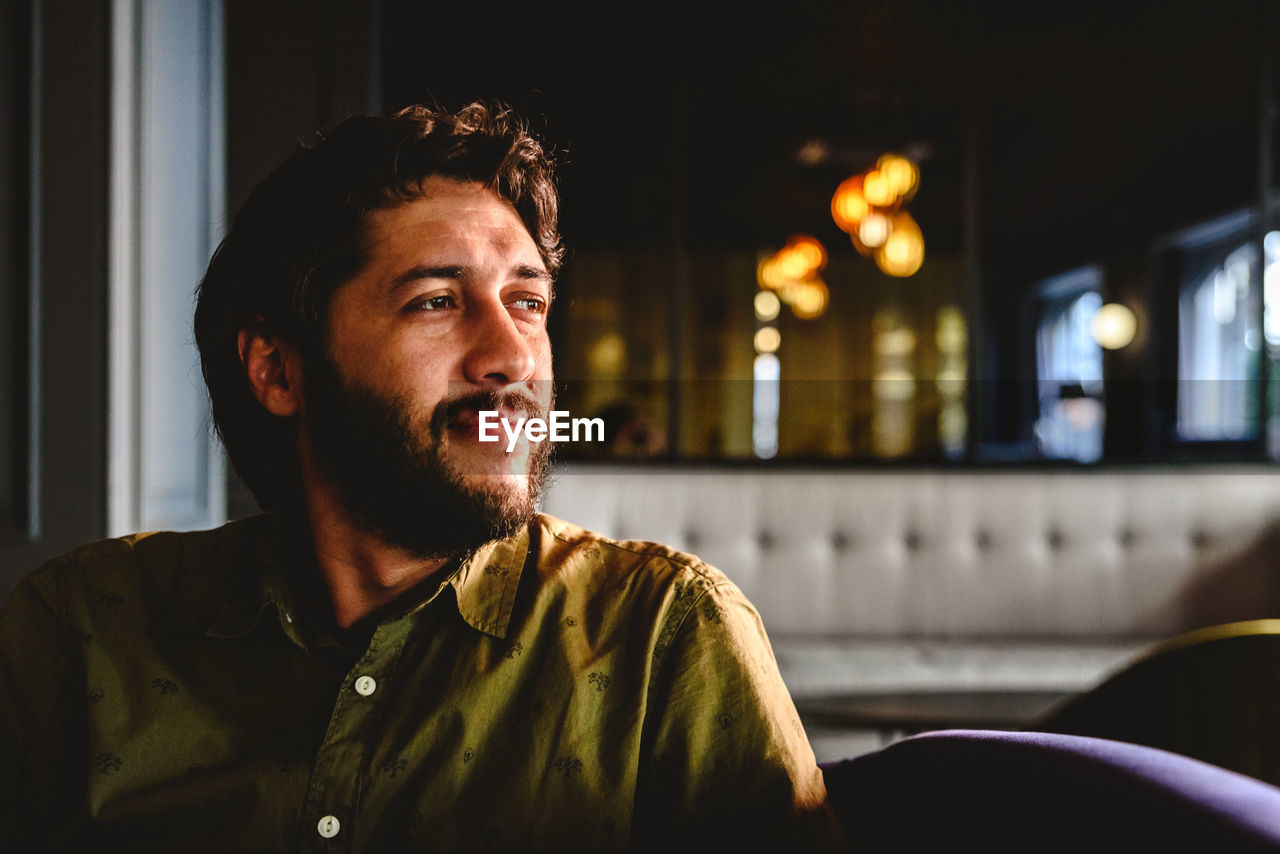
[460,300,538,387]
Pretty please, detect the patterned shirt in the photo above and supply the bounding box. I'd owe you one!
[0,513,841,852]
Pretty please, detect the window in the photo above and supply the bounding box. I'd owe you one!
[551,250,968,462]
[1034,270,1104,463]
[1178,242,1259,440]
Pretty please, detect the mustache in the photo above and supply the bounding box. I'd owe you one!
[430,389,548,435]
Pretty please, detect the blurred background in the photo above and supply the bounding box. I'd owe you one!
[1,0,1278,583]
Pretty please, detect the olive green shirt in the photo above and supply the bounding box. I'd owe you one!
[0,513,839,852]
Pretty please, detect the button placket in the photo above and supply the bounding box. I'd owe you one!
[301,619,411,850]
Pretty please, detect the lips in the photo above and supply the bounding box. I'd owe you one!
[441,392,543,443]
[449,406,518,439]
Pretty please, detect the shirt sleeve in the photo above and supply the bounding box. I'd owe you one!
[0,561,85,846]
[632,576,847,851]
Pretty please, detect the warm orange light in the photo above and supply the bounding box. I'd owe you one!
[876,211,924,277]
[756,256,787,291]
[876,153,919,202]
[774,235,826,280]
[831,176,868,232]
[788,235,827,272]
[863,170,895,207]
[790,280,829,320]
[756,237,830,320]
[775,246,808,280]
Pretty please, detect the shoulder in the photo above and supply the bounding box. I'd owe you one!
[3,515,274,624]
[530,513,762,646]
[534,512,733,594]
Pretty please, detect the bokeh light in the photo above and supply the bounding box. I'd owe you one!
[873,327,917,357]
[790,235,827,271]
[936,305,967,353]
[754,290,781,322]
[1091,302,1137,350]
[756,236,831,320]
[873,369,917,401]
[790,280,829,320]
[754,326,782,353]
[831,153,924,276]
[752,257,783,290]
[776,246,810,279]
[863,170,895,207]
[587,332,626,375]
[876,153,919,201]
[831,176,869,231]
[876,211,924,277]
[858,212,891,248]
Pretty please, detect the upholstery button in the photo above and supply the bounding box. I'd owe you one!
[317,815,340,838]
[903,531,921,551]
[757,531,774,550]
[1117,528,1136,547]
[831,531,851,551]
[1191,530,1212,549]
[683,529,700,550]
[1046,530,1064,549]
[974,530,992,550]
[354,676,377,696]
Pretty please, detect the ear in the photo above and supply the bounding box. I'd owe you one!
[238,325,303,417]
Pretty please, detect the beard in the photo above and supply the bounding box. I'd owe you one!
[301,350,554,559]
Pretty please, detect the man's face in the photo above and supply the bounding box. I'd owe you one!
[300,177,555,557]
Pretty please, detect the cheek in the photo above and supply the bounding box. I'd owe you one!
[397,358,453,409]
[376,329,459,383]
[533,336,555,398]
[335,338,457,418]
[533,332,554,374]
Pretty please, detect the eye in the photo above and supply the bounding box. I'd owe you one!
[408,294,457,312]
[509,296,548,314]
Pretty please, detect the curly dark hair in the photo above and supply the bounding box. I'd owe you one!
[194,102,563,513]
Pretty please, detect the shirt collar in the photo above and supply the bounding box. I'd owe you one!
[204,517,533,644]
[446,523,531,640]
[204,515,294,642]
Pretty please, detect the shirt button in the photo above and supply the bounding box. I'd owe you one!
[354,675,377,696]
[317,815,340,838]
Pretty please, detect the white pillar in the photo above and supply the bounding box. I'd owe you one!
[109,0,226,535]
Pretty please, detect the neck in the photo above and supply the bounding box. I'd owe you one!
[300,469,451,629]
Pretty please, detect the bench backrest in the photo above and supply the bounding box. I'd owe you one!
[541,464,1280,639]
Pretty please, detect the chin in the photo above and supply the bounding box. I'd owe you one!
[446,438,536,479]
[457,470,531,500]
[444,444,539,505]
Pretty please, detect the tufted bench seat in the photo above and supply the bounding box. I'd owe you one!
[541,463,1280,758]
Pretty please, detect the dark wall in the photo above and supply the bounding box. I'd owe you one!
[0,0,111,588]
[222,0,378,518]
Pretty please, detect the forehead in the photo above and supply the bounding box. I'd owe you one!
[361,177,540,263]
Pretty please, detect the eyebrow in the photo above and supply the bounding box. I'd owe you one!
[388,264,553,292]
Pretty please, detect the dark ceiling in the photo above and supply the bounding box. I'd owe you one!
[382,0,1275,291]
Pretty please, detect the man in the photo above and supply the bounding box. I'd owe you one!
[0,103,841,851]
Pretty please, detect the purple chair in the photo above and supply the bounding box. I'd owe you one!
[821,729,1280,851]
